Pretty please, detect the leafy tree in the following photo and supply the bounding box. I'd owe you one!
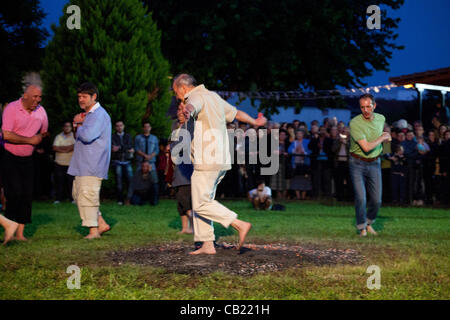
[0,0,48,103]
[42,0,171,137]
[144,0,404,113]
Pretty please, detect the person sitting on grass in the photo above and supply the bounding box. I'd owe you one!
[248,181,272,210]
[125,161,154,206]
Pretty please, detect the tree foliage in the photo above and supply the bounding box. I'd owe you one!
[144,0,404,113]
[42,0,171,137]
[0,0,48,103]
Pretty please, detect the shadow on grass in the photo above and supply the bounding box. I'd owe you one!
[74,215,118,237]
[168,217,234,242]
[351,215,393,234]
[25,213,53,238]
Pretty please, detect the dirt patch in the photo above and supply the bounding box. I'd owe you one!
[109,243,365,276]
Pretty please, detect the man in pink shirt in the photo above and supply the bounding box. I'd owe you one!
[1,84,48,244]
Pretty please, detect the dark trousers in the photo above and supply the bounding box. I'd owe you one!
[382,168,392,203]
[334,161,352,201]
[391,173,406,204]
[114,162,133,202]
[157,170,167,197]
[130,189,152,205]
[437,175,450,206]
[413,164,425,201]
[54,163,74,201]
[3,151,34,224]
[311,160,331,198]
[406,161,415,204]
[423,167,436,204]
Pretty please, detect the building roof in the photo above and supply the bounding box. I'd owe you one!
[389,67,450,87]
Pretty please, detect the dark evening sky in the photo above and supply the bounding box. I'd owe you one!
[40,0,450,88]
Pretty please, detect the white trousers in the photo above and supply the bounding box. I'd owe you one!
[72,176,102,227]
[191,170,237,242]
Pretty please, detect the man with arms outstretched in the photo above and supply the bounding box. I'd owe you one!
[173,74,267,255]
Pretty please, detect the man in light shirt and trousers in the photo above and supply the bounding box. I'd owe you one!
[174,74,267,255]
[68,82,111,239]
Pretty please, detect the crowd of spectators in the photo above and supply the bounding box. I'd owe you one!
[216,113,449,207]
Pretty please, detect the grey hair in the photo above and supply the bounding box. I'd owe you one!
[173,74,197,88]
[23,84,42,94]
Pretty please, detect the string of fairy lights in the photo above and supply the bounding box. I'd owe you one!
[215,83,407,101]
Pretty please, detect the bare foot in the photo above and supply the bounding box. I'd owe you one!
[366,225,378,235]
[98,224,111,235]
[84,233,101,240]
[231,219,252,249]
[189,241,216,255]
[178,228,193,234]
[98,216,111,235]
[2,219,19,246]
[14,236,28,241]
[359,229,367,237]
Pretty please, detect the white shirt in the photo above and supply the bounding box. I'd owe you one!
[249,186,272,199]
[185,85,237,171]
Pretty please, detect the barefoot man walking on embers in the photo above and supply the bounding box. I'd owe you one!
[173,74,267,255]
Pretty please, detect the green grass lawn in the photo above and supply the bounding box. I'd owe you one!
[0,199,449,300]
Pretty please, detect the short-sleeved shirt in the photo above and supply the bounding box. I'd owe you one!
[134,134,159,170]
[185,84,237,171]
[349,113,385,158]
[53,132,76,166]
[1,98,48,157]
[249,186,272,199]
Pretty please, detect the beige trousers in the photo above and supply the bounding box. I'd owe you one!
[191,170,237,242]
[72,176,102,227]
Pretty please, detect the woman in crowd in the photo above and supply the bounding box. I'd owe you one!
[424,130,440,205]
[270,129,289,200]
[288,130,311,200]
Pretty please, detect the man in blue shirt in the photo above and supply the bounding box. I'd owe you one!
[134,121,159,205]
[68,82,112,239]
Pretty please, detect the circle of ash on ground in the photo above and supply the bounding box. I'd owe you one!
[109,243,365,276]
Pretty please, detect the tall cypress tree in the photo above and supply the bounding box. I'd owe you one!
[42,0,171,137]
[0,0,48,103]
